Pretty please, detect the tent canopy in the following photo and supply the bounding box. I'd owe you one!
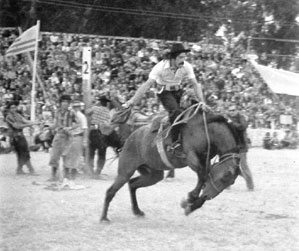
[250,60,299,96]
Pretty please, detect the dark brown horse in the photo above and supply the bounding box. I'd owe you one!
[101,105,241,221]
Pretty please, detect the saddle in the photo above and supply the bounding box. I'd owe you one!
[150,115,169,133]
[152,105,202,164]
[151,104,200,135]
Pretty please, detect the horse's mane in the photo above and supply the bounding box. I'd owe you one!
[205,113,244,150]
[177,104,244,149]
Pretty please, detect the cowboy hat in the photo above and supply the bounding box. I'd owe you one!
[97,95,110,102]
[169,43,191,55]
[59,94,72,102]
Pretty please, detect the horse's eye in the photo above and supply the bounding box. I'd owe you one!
[221,172,233,183]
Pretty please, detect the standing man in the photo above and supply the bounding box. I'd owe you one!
[5,101,40,175]
[225,105,254,191]
[123,43,207,155]
[68,100,88,179]
[86,95,122,178]
[48,95,81,181]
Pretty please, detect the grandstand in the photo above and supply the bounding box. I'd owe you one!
[0,27,298,138]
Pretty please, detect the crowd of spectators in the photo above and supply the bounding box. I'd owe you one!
[263,128,299,150]
[1,28,298,132]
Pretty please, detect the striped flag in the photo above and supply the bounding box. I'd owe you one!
[5,24,38,57]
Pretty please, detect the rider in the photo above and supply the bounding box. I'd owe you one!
[123,43,206,153]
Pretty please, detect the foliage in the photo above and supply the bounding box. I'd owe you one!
[1,0,298,68]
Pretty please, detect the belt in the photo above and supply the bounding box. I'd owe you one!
[158,85,181,92]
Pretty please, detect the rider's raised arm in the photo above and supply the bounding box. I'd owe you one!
[189,78,205,104]
[127,78,156,106]
[183,61,205,104]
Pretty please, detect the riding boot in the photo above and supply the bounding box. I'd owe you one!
[167,124,184,156]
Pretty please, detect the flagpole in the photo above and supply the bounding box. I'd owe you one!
[18,26,47,100]
[30,20,40,122]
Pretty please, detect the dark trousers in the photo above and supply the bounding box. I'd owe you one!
[11,134,33,172]
[157,90,183,142]
[89,128,122,175]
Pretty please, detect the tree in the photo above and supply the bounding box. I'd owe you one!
[1,0,298,68]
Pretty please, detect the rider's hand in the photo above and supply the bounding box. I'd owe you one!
[200,102,210,112]
[122,100,133,109]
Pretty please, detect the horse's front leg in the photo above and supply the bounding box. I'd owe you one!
[181,159,207,215]
[181,172,205,215]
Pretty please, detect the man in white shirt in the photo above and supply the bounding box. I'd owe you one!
[69,101,88,179]
[123,43,207,154]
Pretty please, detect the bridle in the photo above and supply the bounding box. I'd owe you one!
[206,152,240,196]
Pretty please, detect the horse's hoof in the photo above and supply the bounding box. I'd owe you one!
[134,210,145,217]
[100,217,110,223]
[180,198,189,209]
[184,205,192,216]
[180,198,192,216]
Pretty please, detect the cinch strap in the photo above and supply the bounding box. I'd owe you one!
[156,123,175,169]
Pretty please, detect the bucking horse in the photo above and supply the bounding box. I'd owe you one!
[100,103,241,222]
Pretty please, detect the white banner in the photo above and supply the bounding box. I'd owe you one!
[6,24,38,57]
[250,59,299,96]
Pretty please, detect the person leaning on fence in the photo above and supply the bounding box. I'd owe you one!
[225,105,254,191]
[48,95,82,181]
[5,101,40,175]
[123,43,208,156]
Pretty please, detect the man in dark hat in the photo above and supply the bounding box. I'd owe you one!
[5,101,40,175]
[123,43,207,155]
[86,95,122,178]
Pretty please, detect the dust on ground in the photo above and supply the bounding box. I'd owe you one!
[0,148,299,251]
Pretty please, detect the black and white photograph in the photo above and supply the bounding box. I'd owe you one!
[0,0,299,250]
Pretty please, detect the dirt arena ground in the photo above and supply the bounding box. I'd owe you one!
[0,147,298,251]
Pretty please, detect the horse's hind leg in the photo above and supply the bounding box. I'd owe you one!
[128,166,164,217]
[101,171,134,222]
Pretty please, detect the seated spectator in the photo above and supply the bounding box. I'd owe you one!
[263,132,272,150]
[280,129,298,149]
[270,132,281,149]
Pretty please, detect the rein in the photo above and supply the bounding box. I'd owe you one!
[161,103,203,139]
[202,110,211,180]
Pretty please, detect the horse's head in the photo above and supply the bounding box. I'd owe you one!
[201,153,240,200]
